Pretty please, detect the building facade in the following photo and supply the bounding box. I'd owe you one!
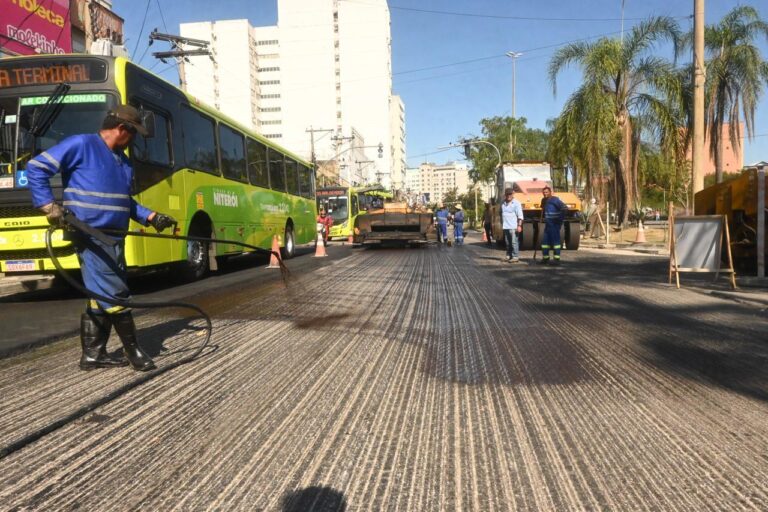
[406,162,471,204]
[181,0,403,190]
[390,95,406,191]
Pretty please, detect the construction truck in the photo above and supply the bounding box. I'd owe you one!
[489,161,582,250]
[353,200,436,245]
[694,167,768,273]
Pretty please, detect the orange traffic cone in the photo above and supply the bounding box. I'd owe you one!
[634,220,647,244]
[314,230,328,257]
[267,234,282,268]
[482,229,488,242]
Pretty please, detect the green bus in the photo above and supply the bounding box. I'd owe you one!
[316,186,391,240]
[0,55,316,280]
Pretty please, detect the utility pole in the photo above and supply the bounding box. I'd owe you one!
[306,126,333,184]
[149,30,211,91]
[692,0,706,197]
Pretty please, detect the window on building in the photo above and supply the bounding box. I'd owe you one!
[132,108,171,167]
[258,80,281,86]
[246,137,269,188]
[264,134,282,139]
[268,149,285,191]
[260,120,282,126]
[259,107,282,112]
[285,157,299,196]
[259,94,281,99]
[219,124,247,182]
[257,66,280,72]
[180,106,218,174]
[257,39,278,46]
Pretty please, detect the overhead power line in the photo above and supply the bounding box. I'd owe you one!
[389,5,652,22]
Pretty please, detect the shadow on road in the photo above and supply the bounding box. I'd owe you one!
[281,486,347,511]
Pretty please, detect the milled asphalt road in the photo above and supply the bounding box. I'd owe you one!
[0,233,766,511]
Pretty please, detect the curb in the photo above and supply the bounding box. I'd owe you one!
[0,275,58,299]
[709,290,768,308]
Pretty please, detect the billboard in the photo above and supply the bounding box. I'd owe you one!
[1,0,72,55]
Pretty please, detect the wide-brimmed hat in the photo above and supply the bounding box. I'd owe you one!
[107,105,148,136]
[455,204,463,210]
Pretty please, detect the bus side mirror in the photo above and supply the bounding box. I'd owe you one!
[140,110,155,139]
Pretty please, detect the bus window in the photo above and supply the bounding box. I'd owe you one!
[181,105,218,174]
[246,137,269,188]
[351,194,359,216]
[285,157,299,196]
[298,164,313,198]
[268,148,285,191]
[132,108,171,167]
[219,124,247,182]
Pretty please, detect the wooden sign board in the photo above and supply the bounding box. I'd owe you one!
[668,213,736,289]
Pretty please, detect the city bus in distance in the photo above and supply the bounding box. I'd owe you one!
[0,55,316,281]
[316,186,391,240]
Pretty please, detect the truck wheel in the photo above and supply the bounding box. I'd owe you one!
[566,222,580,250]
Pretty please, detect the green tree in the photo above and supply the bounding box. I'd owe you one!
[548,17,682,225]
[463,116,549,184]
[702,6,768,183]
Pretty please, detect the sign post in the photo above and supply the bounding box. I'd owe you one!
[758,165,766,279]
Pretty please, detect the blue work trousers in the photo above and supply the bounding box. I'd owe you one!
[437,221,448,243]
[503,229,519,258]
[454,222,464,245]
[541,222,562,260]
[75,235,131,314]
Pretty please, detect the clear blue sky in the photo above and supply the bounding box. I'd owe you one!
[114,0,768,168]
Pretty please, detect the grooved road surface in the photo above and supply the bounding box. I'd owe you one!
[1,237,767,511]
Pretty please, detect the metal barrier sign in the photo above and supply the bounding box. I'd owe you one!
[668,214,736,289]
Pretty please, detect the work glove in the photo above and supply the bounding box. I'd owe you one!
[150,212,176,232]
[40,202,65,226]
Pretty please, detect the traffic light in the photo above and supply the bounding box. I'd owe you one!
[378,143,383,158]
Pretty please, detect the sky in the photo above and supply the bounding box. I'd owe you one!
[113,0,768,168]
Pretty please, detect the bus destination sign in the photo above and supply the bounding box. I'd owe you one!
[0,60,107,89]
[317,188,347,197]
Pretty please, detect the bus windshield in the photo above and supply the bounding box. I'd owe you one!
[0,93,116,184]
[323,195,348,223]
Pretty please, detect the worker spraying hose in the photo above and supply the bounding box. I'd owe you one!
[27,105,188,371]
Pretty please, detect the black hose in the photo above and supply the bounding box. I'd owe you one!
[0,220,290,460]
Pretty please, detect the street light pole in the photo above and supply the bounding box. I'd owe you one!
[506,51,523,157]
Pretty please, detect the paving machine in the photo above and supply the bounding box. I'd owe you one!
[694,168,768,272]
[353,201,436,245]
[488,161,582,250]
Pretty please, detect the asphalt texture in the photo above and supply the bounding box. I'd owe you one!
[0,233,767,511]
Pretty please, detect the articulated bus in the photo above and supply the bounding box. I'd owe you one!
[316,186,392,240]
[0,55,316,281]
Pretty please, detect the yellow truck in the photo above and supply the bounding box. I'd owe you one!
[489,161,582,250]
[694,167,768,272]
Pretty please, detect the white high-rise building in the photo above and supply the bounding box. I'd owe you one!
[180,0,402,190]
[390,95,406,191]
[406,162,471,204]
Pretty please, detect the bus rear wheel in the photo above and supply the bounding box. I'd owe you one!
[281,223,295,259]
[177,222,210,282]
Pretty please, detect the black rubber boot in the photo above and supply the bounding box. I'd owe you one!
[111,312,156,372]
[79,312,128,370]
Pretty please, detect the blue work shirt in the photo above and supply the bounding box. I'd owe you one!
[26,134,153,235]
[435,208,450,224]
[453,210,464,223]
[542,196,567,223]
[501,199,523,230]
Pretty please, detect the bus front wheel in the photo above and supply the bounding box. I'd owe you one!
[177,222,211,281]
[281,223,295,259]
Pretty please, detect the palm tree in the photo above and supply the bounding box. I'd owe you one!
[703,6,768,183]
[549,17,682,225]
